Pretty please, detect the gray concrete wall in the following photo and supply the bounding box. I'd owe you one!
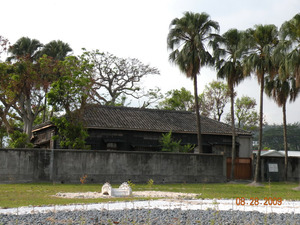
[238,136,253,158]
[0,149,227,184]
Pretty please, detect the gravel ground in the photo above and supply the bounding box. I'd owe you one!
[0,207,299,224]
[1,191,299,224]
[1,199,299,224]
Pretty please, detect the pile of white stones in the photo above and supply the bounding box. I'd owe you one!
[101,182,132,197]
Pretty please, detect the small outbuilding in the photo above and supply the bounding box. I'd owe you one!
[32,105,252,157]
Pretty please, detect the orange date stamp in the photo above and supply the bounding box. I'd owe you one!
[235,197,282,206]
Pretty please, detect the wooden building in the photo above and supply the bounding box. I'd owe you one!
[32,105,252,157]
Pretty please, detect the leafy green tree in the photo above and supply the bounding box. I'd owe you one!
[51,116,88,149]
[39,40,73,122]
[225,96,259,131]
[286,123,300,151]
[199,81,230,122]
[47,55,93,149]
[1,37,60,145]
[81,49,159,106]
[262,123,300,150]
[262,125,284,150]
[7,37,43,62]
[0,62,18,135]
[8,130,33,148]
[159,87,194,111]
[14,58,47,137]
[47,56,92,114]
[244,24,279,183]
[0,56,56,143]
[167,12,219,153]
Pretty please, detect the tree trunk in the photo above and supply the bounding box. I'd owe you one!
[23,114,34,140]
[254,75,264,183]
[193,75,203,153]
[19,95,35,141]
[282,103,288,182]
[42,97,46,123]
[230,86,236,180]
[42,88,48,123]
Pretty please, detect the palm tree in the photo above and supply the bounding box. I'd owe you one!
[276,13,300,183]
[40,40,72,60]
[211,29,246,180]
[244,24,279,183]
[265,66,300,181]
[167,12,219,153]
[7,37,43,62]
[280,13,300,84]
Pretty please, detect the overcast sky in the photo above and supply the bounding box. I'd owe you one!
[1,0,300,124]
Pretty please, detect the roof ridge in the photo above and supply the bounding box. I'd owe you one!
[85,104,195,115]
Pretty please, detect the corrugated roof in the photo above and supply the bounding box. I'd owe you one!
[257,150,300,158]
[82,105,251,136]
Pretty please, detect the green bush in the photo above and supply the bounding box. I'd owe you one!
[51,116,88,149]
[8,130,33,148]
[160,131,195,153]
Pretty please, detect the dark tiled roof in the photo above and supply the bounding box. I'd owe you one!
[82,105,251,136]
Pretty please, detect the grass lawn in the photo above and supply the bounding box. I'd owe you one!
[0,182,299,208]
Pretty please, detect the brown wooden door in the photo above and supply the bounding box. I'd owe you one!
[227,157,252,180]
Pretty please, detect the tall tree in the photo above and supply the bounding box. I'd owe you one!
[199,80,230,121]
[167,12,219,153]
[265,40,300,181]
[82,50,159,106]
[0,62,18,135]
[280,13,300,186]
[244,25,279,183]
[39,40,73,122]
[0,56,55,141]
[233,96,259,131]
[159,87,194,111]
[40,40,72,61]
[265,74,299,181]
[47,55,93,149]
[7,37,43,62]
[211,29,245,180]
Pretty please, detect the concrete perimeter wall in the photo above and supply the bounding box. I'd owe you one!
[0,149,227,184]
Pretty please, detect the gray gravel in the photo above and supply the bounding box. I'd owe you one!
[1,208,299,225]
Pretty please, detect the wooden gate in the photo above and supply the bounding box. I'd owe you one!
[227,157,252,180]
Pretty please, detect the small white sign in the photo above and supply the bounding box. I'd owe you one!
[268,163,278,172]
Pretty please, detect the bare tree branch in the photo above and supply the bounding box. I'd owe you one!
[82,50,160,105]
